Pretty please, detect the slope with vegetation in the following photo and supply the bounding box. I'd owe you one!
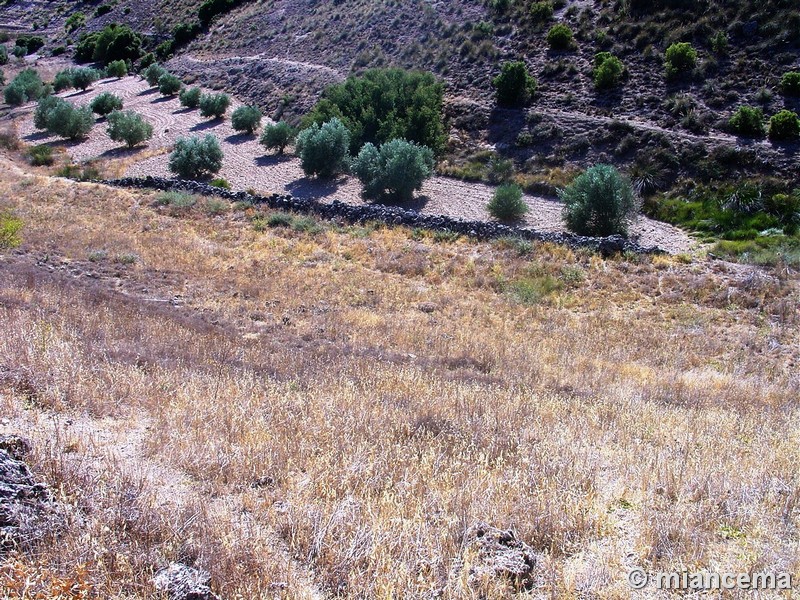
[0,144,798,598]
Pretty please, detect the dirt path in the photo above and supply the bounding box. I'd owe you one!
[14,75,700,254]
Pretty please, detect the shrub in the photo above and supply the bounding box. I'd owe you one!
[47,103,94,140]
[144,63,167,87]
[488,183,528,222]
[780,71,800,96]
[106,59,127,78]
[0,211,23,249]
[53,69,75,92]
[199,0,245,27]
[260,121,295,154]
[665,42,697,79]
[295,118,351,179]
[34,95,69,129]
[28,144,53,166]
[12,46,26,59]
[107,110,153,148]
[209,177,230,189]
[179,87,202,108]
[71,67,100,91]
[158,73,182,96]
[493,61,537,107]
[94,3,113,17]
[593,52,625,90]
[530,1,554,23]
[65,11,86,32]
[4,69,44,106]
[768,110,800,141]
[559,164,638,236]
[710,31,728,55]
[199,93,230,119]
[15,35,45,55]
[172,22,201,47]
[547,24,574,50]
[0,46,7,65]
[303,68,445,154]
[91,24,142,65]
[351,138,434,202]
[231,105,261,134]
[168,134,224,179]
[90,92,123,116]
[729,106,765,137]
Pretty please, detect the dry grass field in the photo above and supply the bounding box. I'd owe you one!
[1,146,799,598]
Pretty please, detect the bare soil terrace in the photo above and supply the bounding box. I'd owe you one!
[13,74,700,254]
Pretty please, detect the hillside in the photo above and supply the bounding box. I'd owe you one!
[2,0,799,186]
[1,148,798,597]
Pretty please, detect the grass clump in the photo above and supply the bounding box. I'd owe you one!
[0,211,23,249]
[28,144,54,166]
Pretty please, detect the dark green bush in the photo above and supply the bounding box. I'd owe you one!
[560,164,638,236]
[179,87,202,108]
[91,24,142,65]
[158,73,182,96]
[75,32,100,62]
[199,0,246,26]
[303,68,445,155]
[106,59,127,78]
[231,105,262,134]
[665,42,697,79]
[260,121,295,154]
[107,110,153,148]
[168,134,224,179]
[546,24,574,50]
[769,110,800,141]
[90,92,123,116]
[529,1,554,24]
[780,71,800,96]
[488,183,528,222]
[728,106,765,137]
[199,93,230,119]
[593,52,624,89]
[0,46,7,65]
[295,118,351,179]
[172,22,202,47]
[493,61,537,107]
[351,138,434,202]
[15,36,45,55]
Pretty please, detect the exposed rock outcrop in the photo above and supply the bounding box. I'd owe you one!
[153,563,222,600]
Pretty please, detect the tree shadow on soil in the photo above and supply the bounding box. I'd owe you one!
[373,194,430,212]
[255,154,293,167]
[286,175,347,200]
[225,132,256,145]
[138,88,159,96]
[23,131,52,143]
[190,119,222,132]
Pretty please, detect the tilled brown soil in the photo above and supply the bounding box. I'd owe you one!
[15,75,700,254]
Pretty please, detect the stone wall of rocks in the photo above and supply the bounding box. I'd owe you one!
[94,176,664,255]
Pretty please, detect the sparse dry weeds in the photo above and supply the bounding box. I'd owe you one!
[0,154,798,598]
